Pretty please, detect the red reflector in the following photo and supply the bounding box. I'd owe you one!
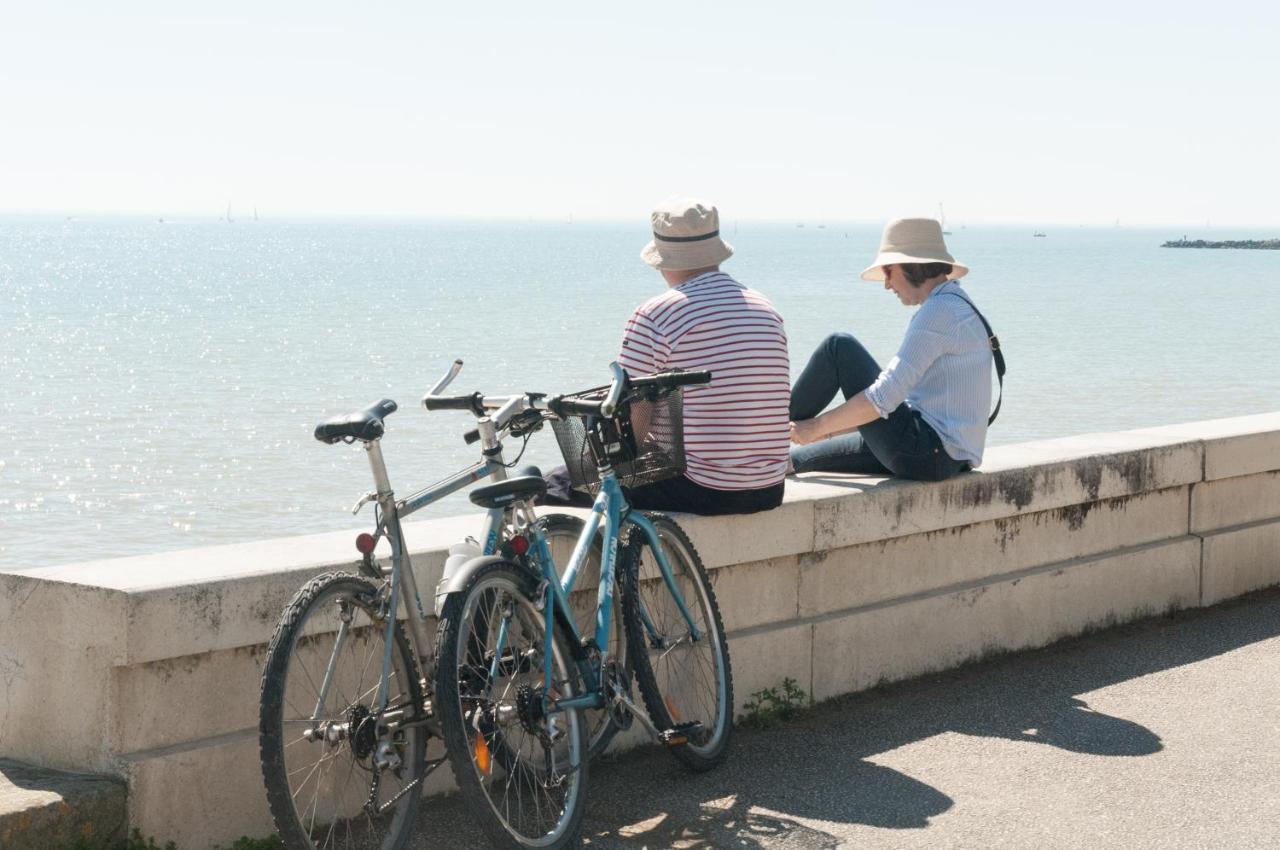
[355,533,377,554]
[508,535,529,556]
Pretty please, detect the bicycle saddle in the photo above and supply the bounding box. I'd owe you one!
[468,474,547,509]
[314,399,398,444]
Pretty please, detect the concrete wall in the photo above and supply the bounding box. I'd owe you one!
[2,413,1278,847]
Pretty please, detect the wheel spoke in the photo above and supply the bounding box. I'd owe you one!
[259,574,425,849]
[435,563,586,847]
[623,517,732,769]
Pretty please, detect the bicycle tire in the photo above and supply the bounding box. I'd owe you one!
[539,513,628,760]
[434,560,588,850]
[620,513,733,771]
[259,572,427,850]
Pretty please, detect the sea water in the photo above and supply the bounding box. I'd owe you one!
[2,217,1278,569]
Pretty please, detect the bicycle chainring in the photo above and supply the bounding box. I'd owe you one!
[604,660,634,730]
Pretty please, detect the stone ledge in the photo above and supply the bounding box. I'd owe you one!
[1130,412,1280,480]
[0,421,1224,672]
[0,759,127,850]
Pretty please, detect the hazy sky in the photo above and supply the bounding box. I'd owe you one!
[2,1,1277,225]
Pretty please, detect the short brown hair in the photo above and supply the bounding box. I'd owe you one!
[894,262,953,286]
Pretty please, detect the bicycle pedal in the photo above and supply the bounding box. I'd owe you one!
[659,721,702,746]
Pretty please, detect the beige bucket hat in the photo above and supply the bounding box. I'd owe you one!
[860,217,969,281]
[641,197,734,271]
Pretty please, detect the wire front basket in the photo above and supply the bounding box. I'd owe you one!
[551,386,686,494]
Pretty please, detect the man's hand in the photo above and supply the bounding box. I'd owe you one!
[790,418,825,446]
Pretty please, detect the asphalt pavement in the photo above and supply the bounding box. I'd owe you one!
[411,587,1280,849]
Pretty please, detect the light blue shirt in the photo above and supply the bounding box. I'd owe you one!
[864,280,993,466]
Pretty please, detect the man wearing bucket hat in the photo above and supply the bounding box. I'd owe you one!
[789,217,1002,480]
[545,197,791,514]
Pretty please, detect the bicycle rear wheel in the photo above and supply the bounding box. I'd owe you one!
[620,513,733,771]
[434,561,588,850]
[540,513,627,759]
[259,572,427,850]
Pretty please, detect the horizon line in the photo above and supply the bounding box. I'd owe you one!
[1,210,1276,231]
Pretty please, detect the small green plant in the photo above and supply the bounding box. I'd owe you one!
[738,677,808,729]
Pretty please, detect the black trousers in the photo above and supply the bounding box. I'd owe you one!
[542,466,784,516]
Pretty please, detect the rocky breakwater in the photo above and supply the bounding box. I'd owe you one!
[1162,238,1280,249]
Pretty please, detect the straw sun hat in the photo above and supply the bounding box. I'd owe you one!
[860,217,969,281]
[641,197,734,271]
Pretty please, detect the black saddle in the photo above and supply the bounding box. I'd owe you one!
[469,472,546,509]
[314,399,398,444]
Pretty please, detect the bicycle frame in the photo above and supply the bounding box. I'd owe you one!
[526,471,703,717]
[312,426,527,723]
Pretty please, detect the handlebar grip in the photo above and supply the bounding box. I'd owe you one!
[632,369,712,389]
[463,428,480,445]
[551,396,605,418]
[422,392,483,413]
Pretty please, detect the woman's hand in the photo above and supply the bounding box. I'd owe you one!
[790,418,825,446]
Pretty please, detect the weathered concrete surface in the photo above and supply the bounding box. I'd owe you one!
[0,760,126,850]
[1,413,1278,847]
[407,587,1280,849]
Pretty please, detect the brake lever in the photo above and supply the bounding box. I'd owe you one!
[601,362,627,418]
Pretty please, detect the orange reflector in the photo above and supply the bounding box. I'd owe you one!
[665,696,682,722]
[473,733,491,776]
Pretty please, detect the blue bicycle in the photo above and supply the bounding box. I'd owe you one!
[427,363,734,849]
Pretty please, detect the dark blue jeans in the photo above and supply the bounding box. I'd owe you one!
[790,333,968,482]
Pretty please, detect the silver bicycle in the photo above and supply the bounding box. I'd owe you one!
[256,361,611,850]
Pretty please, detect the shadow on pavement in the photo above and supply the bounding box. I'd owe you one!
[579,588,1280,847]
[409,590,1280,848]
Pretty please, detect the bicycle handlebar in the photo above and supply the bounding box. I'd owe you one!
[631,369,712,391]
[600,362,627,418]
[428,359,464,396]
[420,358,713,444]
[421,392,484,414]
[546,366,713,419]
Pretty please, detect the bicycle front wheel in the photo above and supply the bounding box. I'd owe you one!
[620,513,733,771]
[434,561,588,850]
[259,572,427,850]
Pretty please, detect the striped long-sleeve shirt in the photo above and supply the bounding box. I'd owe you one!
[618,271,790,490]
[864,280,993,466]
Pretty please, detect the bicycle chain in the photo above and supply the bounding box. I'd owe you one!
[365,767,426,816]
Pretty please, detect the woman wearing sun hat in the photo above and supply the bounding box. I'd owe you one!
[788,217,1001,481]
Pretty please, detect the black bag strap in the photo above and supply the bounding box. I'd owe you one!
[940,292,1005,425]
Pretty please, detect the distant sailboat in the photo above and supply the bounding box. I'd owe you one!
[938,203,951,235]
[225,202,234,224]
[1033,231,1046,237]
[253,206,259,222]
